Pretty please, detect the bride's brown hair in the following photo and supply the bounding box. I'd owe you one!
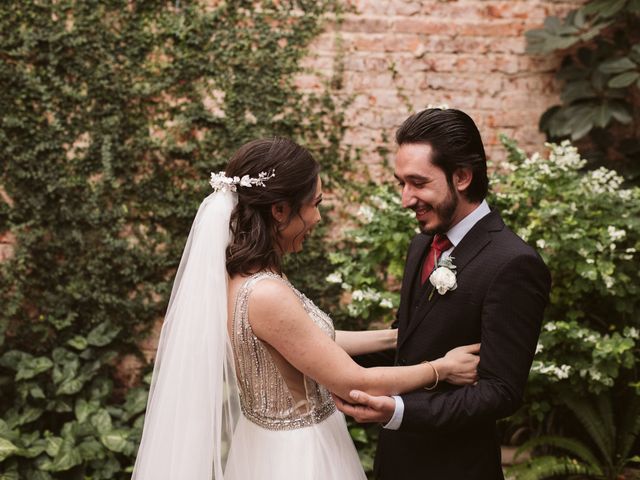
[225,137,320,276]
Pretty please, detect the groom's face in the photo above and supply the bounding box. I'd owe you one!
[394,143,460,235]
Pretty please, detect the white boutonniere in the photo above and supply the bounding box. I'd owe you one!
[428,256,457,300]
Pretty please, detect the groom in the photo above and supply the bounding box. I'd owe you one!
[335,108,551,479]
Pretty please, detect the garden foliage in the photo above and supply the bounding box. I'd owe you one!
[526,0,640,175]
[0,1,347,478]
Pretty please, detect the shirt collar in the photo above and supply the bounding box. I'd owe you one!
[446,200,491,247]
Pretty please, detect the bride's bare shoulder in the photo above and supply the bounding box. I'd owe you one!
[248,277,296,308]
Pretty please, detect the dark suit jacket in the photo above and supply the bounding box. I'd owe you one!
[372,209,551,480]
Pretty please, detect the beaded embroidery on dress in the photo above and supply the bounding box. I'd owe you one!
[224,272,366,480]
[231,272,336,430]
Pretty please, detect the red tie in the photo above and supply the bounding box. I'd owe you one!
[421,234,453,284]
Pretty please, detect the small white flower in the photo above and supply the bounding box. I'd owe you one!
[326,272,343,284]
[357,205,375,224]
[535,342,544,354]
[380,298,394,309]
[352,289,365,301]
[625,327,639,339]
[536,239,546,249]
[603,275,615,289]
[607,225,626,242]
[555,364,571,379]
[239,175,253,187]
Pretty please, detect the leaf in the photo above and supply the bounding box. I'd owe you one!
[348,427,369,444]
[29,385,45,399]
[86,322,121,347]
[630,43,640,63]
[66,335,88,350]
[0,351,29,370]
[561,80,597,103]
[598,0,627,18]
[15,356,53,381]
[567,108,596,140]
[0,438,20,462]
[0,462,19,480]
[617,394,640,463]
[599,57,636,74]
[610,102,633,123]
[100,429,130,453]
[564,395,613,464]
[90,410,112,435]
[507,455,602,480]
[41,440,82,472]
[77,438,105,462]
[75,399,99,423]
[14,407,43,427]
[543,16,563,32]
[573,8,586,28]
[55,376,85,396]
[594,102,613,128]
[26,471,52,480]
[608,71,640,88]
[45,436,62,457]
[122,387,149,420]
[19,442,47,459]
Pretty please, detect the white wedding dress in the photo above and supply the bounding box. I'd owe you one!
[224,272,366,480]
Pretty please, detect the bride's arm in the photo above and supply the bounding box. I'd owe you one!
[248,280,478,401]
[335,329,397,356]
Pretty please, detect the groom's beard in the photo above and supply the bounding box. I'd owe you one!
[418,186,459,235]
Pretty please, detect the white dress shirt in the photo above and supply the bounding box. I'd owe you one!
[384,200,491,430]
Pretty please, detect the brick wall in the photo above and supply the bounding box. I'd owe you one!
[299,0,585,175]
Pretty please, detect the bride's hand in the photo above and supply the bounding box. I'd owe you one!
[438,343,480,385]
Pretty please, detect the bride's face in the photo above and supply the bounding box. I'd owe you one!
[276,177,323,254]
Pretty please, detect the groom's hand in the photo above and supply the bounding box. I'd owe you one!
[332,390,395,424]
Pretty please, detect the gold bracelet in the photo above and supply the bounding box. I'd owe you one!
[422,360,439,390]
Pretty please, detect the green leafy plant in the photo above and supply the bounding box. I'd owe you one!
[526,0,640,175]
[491,137,639,427]
[508,393,640,480]
[327,184,416,329]
[0,1,349,477]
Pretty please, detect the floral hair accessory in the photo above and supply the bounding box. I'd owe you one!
[209,169,276,193]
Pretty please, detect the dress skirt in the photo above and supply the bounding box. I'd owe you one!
[224,410,367,480]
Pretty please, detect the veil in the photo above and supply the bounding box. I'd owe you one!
[132,191,241,480]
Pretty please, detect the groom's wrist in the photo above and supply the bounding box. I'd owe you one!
[382,395,404,430]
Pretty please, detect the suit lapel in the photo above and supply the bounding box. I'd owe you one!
[398,210,504,350]
[398,234,430,334]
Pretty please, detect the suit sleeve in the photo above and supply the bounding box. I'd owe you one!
[353,314,397,367]
[399,252,551,432]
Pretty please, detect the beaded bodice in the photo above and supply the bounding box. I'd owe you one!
[231,272,336,430]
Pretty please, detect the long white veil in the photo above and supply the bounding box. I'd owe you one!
[132,191,240,480]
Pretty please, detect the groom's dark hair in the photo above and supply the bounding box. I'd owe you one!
[395,108,489,203]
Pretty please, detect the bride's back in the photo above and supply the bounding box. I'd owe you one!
[227,272,336,430]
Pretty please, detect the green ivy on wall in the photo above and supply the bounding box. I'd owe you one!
[0,1,348,477]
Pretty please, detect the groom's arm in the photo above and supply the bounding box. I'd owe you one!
[336,252,551,429]
[398,252,550,432]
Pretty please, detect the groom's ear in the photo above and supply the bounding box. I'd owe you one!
[453,167,473,194]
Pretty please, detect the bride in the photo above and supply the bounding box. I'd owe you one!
[132,138,479,479]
